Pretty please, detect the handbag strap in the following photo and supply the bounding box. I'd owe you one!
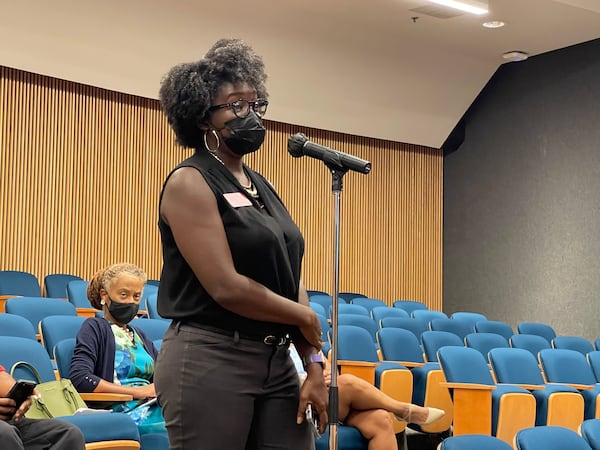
[9,361,44,384]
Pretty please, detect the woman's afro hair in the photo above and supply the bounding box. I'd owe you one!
[159,38,268,149]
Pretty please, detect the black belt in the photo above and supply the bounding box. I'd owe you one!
[181,322,290,346]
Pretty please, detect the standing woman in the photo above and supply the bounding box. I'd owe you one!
[154,38,328,450]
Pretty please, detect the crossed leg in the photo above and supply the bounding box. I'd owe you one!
[336,373,430,424]
[344,409,398,450]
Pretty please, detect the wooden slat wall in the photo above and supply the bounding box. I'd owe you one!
[0,65,443,308]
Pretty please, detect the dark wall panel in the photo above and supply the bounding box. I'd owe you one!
[444,39,600,340]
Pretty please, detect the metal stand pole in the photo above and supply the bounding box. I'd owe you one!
[328,168,347,450]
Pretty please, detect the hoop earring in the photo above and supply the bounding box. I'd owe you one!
[203,129,220,153]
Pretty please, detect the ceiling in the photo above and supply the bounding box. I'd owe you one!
[1,0,599,148]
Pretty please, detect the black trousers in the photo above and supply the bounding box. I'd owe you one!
[0,418,85,450]
[155,322,313,450]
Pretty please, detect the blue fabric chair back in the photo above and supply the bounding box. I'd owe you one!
[338,292,367,303]
[430,318,473,340]
[581,419,600,450]
[515,425,592,450]
[488,347,545,385]
[142,283,159,312]
[596,339,600,352]
[421,330,464,362]
[440,434,513,450]
[66,280,91,308]
[44,273,83,298]
[54,337,76,379]
[539,349,597,385]
[377,327,425,363]
[309,294,340,318]
[350,297,387,313]
[309,302,327,317]
[552,336,594,355]
[146,293,169,321]
[337,325,379,362]
[371,306,409,323]
[130,318,170,342]
[379,317,429,339]
[437,346,495,385]
[0,270,41,296]
[40,315,87,358]
[0,313,37,340]
[317,314,330,339]
[392,300,428,314]
[0,336,56,382]
[517,322,557,344]
[307,289,329,297]
[451,311,488,329]
[412,309,448,323]
[338,315,378,343]
[146,279,161,287]
[475,320,514,341]
[587,351,600,383]
[335,304,370,317]
[465,333,509,359]
[5,296,77,330]
[510,333,551,357]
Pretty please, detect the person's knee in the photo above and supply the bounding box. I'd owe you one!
[338,374,362,392]
[54,420,85,445]
[0,421,23,448]
[364,409,395,436]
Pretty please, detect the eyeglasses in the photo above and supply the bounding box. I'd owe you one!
[208,98,269,119]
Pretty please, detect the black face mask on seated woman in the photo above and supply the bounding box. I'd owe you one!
[223,111,266,155]
[107,298,139,324]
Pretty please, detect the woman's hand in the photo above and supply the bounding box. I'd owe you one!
[133,383,156,399]
[299,310,322,348]
[296,364,329,434]
[0,397,16,421]
[13,395,33,421]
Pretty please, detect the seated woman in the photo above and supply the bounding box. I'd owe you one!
[70,262,165,436]
[290,345,445,450]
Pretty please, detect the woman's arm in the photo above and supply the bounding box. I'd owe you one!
[294,280,329,433]
[161,167,320,346]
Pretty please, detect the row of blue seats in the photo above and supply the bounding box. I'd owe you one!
[432,423,600,450]
[337,323,600,446]
[0,312,168,359]
[0,269,160,303]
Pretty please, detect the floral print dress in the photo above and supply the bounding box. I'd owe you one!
[110,324,166,435]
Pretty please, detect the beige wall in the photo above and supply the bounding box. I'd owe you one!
[0,65,443,307]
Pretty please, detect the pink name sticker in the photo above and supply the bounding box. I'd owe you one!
[223,192,253,208]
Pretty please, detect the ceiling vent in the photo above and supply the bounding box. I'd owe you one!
[409,4,466,18]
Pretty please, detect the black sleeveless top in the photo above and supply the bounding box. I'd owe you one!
[157,150,304,337]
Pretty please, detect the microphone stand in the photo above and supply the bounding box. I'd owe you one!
[325,164,348,450]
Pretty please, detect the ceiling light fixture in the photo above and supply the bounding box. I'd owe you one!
[502,51,529,62]
[428,0,489,15]
[483,20,505,28]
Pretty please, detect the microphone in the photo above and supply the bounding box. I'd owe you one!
[288,133,371,174]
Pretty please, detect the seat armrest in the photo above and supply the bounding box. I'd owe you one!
[80,393,134,402]
[498,383,545,390]
[338,360,378,385]
[441,382,496,390]
[546,382,594,390]
[391,361,425,368]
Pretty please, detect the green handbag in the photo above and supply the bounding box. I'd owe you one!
[9,361,87,419]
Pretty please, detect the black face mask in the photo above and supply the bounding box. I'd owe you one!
[223,111,266,155]
[107,298,139,324]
